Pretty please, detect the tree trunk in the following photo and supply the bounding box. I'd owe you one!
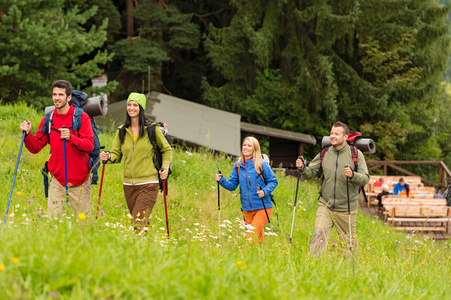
[126,0,134,37]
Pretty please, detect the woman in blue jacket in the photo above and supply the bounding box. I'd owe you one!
[215,136,278,242]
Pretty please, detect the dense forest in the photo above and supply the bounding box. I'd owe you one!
[1,0,451,176]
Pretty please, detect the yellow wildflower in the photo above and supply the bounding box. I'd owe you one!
[12,257,19,264]
[236,260,243,266]
[0,264,5,271]
[78,213,87,220]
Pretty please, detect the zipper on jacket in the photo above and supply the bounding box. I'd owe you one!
[131,133,135,184]
[333,150,339,210]
[246,171,253,210]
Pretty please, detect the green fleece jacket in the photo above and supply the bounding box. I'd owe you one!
[109,124,172,185]
[301,144,369,212]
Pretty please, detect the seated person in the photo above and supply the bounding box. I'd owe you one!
[393,178,410,196]
[377,184,391,207]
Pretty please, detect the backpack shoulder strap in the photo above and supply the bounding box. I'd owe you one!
[258,166,266,184]
[317,146,331,178]
[349,144,368,201]
[320,146,331,164]
[350,145,358,171]
[257,163,277,205]
[72,107,83,131]
[40,111,54,134]
[147,123,158,149]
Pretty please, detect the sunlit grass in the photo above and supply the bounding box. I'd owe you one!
[0,103,450,299]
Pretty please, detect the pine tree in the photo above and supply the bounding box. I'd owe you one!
[0,0,114,109]
[203,0,450,161]
[109,0,200,100]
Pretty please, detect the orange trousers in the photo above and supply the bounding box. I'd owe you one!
[242,208,273,242]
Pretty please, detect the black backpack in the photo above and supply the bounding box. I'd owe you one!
[146,121,172,192]
[40,91,103,197]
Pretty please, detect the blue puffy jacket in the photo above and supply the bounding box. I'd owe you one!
[219,158,278,211]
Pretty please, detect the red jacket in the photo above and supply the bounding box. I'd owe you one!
[25,106,94,187]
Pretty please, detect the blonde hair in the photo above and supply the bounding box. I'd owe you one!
[238,136,263,172]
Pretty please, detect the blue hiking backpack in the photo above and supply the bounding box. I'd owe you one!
[40,90,103,197]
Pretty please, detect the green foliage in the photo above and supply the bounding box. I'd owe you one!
[1,104,451,299]
[2,0,451,177]
[108,0,201,100]
[113,39,167,75]
[64,0,123,44]
[203,0,451,164]
[361,121,408,160]
[0,0,115,109]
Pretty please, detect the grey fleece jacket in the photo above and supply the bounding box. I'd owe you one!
[301,143,369,212]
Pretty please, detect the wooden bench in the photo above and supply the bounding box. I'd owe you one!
[408,186,435,196]
[383,199,446,208]
[382,194,436,199]
[366,191,436,210]
[386,206,450,233]
[365,176,434,200]
[370,175,422,184]
[380,196,446,218]
[366,175,424,193]
[368,182,425,193]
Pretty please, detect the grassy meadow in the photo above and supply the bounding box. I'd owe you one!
[0,103,450,299]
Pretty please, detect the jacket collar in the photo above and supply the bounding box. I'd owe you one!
[239,157,254,168]
[332,143,350,154]
[53,105,74,118]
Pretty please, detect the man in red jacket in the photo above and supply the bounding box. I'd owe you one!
[20,80,94,216]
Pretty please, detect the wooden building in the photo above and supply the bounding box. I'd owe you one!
[240,122,316,170]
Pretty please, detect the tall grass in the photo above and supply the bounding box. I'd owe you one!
[0,103,450,299]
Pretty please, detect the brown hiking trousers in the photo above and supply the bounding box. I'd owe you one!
[123,183,159,231]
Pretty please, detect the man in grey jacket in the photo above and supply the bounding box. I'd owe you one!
[296,121,369,256]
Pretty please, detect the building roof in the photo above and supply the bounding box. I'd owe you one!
[147,92,242,156]
[241,122,316,145]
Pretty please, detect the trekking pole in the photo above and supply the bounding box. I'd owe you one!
[96,161,106,219]
[161,168,170,239]
[257,184,276,243]
[2,131,26,231]
[289,157,303,244]
[346,164,356,278]
[345,165,352,250]
[62,126,70,212]
[217,167,222,243]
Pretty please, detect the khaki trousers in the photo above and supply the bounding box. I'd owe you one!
[48,176,92,216]
[310,202,357,256]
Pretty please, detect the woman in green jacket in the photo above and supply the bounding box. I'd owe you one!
[100,93,172,231]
